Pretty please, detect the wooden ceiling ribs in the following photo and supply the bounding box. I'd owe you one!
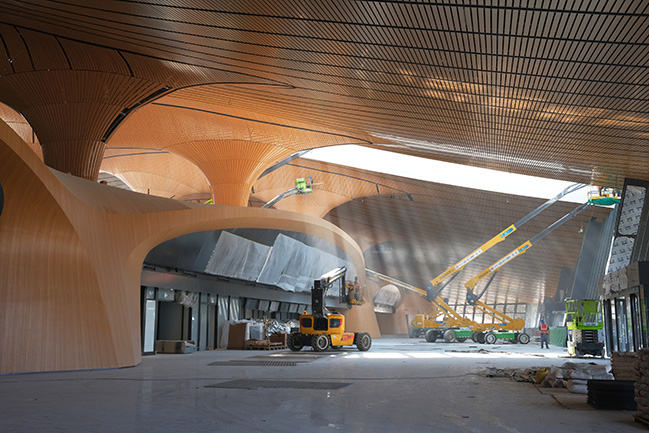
[0,2,646,186]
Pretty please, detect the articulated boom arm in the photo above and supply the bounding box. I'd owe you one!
[366,270,467,323]
[429,183,585,292]
[465,201,594,305]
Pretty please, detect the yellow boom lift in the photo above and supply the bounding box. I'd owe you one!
[463,201,594,343]
[368,183,588,344]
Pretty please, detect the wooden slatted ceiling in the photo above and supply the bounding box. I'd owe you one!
[0,2,647,187]
[106,94,371,205]
[101,149,210,200]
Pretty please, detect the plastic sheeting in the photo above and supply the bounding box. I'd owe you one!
[258,234,356,294]
[204,232,356,295]
[205,231,271,280]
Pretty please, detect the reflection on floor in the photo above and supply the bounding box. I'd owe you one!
[0,338,642,433]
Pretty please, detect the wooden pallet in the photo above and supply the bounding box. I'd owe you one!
[634,416,649,429]
[244,341,286,350]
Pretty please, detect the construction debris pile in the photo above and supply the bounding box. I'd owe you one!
[483,362,613,394]
[634,349,649,425]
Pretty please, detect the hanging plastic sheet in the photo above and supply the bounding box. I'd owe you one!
[205,231,356,295]
[258,234,356,293]
[204,231,271,281]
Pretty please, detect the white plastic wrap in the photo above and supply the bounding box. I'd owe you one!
[205,231,271,281]
[258,234,356,293]
[206,231,356,295]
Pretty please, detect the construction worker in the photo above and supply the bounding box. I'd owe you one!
[353,276,360,301]
[539,319,549,349]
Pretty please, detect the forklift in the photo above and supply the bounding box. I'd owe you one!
[287,267,372,352]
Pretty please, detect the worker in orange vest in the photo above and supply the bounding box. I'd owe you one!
[539,319,549,349]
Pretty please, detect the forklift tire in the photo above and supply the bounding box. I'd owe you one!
[425,330,437,342]
[443,329,457,343]
[312,334,330,352]
[485,332,497,344]
[476,332,486,344]
[355,332,372,351]
[517,333,530,345]
[287,333,304,352]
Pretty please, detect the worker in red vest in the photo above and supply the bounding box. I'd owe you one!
[539,319,549,349]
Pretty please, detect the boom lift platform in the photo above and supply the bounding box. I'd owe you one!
[288,267,372,352]
[587,186,621,206]
[262,176,314,208]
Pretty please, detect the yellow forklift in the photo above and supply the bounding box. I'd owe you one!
[287,267,372,352]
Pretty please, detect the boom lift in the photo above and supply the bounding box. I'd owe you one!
[462,202,594,342]
[262,176,314,208]
[367,270,526,343]
[366,184,588,344]
[287,267,372,352]
[427,183,586,298]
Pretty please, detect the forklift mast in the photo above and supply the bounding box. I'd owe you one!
[312,266,347,318]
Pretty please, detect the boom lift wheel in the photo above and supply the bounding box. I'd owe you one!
[287,333,304,351]
[312,334,330,352]
[517,333,530,345]
[355,332,372,351]
[425,330,437,342]
[485,332,497,344]
[476,332,486,344]
[443,329,457,343]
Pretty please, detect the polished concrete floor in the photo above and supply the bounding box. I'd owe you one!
[0,337,642,433]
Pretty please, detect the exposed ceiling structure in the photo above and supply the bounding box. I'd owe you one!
[0,1,644,305]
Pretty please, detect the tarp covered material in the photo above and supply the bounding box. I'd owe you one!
[258,234,356,294]
[205,231,271,281]
[205,232,356,294]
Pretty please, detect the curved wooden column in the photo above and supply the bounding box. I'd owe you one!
[0,71,162,180]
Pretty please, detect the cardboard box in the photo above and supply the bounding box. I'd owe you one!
[227,323,248,350]
[269,333,287,345]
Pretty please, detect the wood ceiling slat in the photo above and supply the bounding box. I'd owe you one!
[59,38,131,74]
[18,28,70,71]
[0,23,33,72]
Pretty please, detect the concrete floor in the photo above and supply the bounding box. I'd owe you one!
[0,337,642,433]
